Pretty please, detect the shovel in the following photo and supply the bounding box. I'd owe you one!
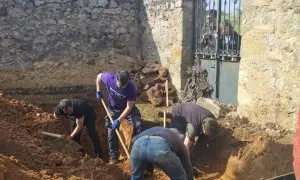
[40,131,82,152]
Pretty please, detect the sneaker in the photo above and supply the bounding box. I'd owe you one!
[108,157,118,165]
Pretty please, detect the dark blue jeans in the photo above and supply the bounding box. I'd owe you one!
[130,136,187,180]
[72,111,103,157]
[105,106,142,159]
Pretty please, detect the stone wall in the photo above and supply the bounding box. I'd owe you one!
[238,0,300,131]
[0,0,140,69]
[139,0,194,91]
[0,0,193,91]
[0,0,141,88]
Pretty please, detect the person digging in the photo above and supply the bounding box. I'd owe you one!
[170,102,219,156]
[130,126,194,180]
[53,99,103,158]
[169,102,219,175]
[96,70,143,165]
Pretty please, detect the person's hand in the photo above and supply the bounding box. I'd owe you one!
[111,119,120,130]
[66,135,73,141]
[96,91,103,100]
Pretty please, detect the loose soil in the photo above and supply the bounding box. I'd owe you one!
[0,91,294,180]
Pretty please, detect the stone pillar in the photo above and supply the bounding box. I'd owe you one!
[238,0,300,131]
[139,0,194,91]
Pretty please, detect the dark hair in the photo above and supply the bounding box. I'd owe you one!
[117,70,130,86]
[220,19,233,28]
[59,99,72,109]
[207,9,217,17]
[202,117,218,135]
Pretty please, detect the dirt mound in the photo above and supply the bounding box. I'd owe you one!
[0,92,128,179]
[192,111,294,180]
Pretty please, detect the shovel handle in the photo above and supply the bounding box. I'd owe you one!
[40,131,64,139]
[100,99,130,159]
[163,80,168,128]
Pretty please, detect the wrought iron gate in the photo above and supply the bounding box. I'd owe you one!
[193,0,242,105]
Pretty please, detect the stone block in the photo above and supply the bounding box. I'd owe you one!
[34,0,45,6]
[33,36,48,44]
[58,19,66,25]
[121,9,130,16]
[196,98,221,119]
[103,8,117,14]
[141,67,157,75]
[116,27,127,34]
[253,25,275,34]
[129,63,143,73]
[115,7,121,14]
[175,1,182,7]
[109,0,118,8]
[1,39,12,48]
[89,0,108,7]
[141,62,160,75]
[8,8,26,18]
[0,7,8,17]
[129,9,136,16]
[43,18,57,25]
[141,76,161,86]
[121,3,131,10]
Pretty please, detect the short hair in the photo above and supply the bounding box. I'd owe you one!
[59,99,72,109]
[117,70,130,86]
[202,117,218,135]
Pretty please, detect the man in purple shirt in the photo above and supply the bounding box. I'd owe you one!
[96,70,143,164]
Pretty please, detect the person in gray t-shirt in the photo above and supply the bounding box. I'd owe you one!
[170,102,218,157]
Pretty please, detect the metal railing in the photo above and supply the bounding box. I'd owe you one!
[195,0,242,61]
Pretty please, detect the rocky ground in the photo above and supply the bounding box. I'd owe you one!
[0,90,295,180]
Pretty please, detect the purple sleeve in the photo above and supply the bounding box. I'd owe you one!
[100,72,112,85]
[127,82,137,101]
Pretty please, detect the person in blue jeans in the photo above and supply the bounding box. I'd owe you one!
[96,70,143,164]
[130,127,194,180]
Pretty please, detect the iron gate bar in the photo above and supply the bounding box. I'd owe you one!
[238,0,241,54]
[215,0,222,98]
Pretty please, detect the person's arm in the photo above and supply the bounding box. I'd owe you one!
[184,137,194,157]
[96,73,102,92]
[118,100,135,121]
[70,116,84,138]
[179,144,194,180]
[184,123,197,157]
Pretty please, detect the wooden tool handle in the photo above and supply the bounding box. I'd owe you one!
[166,80,169,108]
[163,110,166,128]
[163,80,169,128]
[40,131,64,139]
[101,99,130,159]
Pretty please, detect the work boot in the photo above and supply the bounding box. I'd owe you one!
[108,157,118,165]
